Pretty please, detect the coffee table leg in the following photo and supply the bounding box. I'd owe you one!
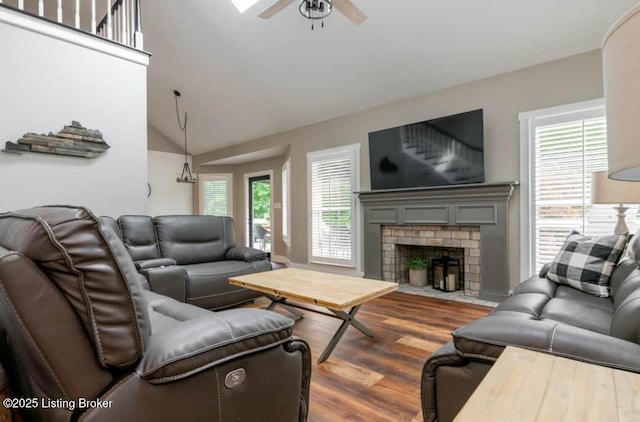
[265,296,303,320]
[317,304,374,364]
[348,318,373,337]
[279,303,304,319]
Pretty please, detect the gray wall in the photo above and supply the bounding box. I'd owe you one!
[195,50,605,283]
[196,156,287,257]
[148,124,184,154]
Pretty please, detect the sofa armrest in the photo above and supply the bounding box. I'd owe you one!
[421,341,491,422]
[422,342,463,422]
[539,262,551,278]
[226,246,268,262]
[139,266,186,302]
[134,258,177,270]
[453,317,640,373]
[137,308,294,383]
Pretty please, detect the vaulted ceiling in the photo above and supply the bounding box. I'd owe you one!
[144,0,639,155]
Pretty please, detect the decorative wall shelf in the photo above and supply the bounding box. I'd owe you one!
[3,121,110,158]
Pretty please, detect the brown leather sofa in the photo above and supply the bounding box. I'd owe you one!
[422,231,640,422]
[101,215,272,311]
[0,206,311,421]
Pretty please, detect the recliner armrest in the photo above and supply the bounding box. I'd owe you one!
[226,246,268,262]
[137,308,294,383]
[453,317,640,372]
[134,258,177,270]
[139,266,186,302]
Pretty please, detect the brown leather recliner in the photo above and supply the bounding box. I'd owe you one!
[0,206,311,421]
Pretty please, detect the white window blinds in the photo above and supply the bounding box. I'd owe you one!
[532,108,640,273]
[307,145,359,267]
[282,159,290,243]
[200,174,233,217]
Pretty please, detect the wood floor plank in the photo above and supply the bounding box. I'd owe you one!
[320,358,385,387]
[396,335,444,352]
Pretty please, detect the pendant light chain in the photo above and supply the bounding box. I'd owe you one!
[174,92,189,162]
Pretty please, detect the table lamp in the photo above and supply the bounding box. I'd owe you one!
[591,171,640,234]
[602,4,640,181]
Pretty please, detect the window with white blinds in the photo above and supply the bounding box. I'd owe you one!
[199,174,233,217]
[521,101,640,277]
[307,144,360,267]
[282,159,290,244]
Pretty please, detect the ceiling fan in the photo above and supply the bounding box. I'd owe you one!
[259,0,367,26]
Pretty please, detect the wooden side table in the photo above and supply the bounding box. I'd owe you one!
[455,346,640,421]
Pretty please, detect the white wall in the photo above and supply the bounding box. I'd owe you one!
[147,151,194,216]
[0,8,148,217]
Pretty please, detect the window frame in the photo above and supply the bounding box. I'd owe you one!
[519,98,605,279]
[306,144,360,268]
[198,173,234,217]
[282,158,291,245]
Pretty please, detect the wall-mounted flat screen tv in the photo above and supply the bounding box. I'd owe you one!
[368,109,484,190]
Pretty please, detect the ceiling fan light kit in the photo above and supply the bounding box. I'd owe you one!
[299,0,332,29]
[258,0,366,28]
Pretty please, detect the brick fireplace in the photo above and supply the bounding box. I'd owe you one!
[358,182,517,302]
[382,225,481,294]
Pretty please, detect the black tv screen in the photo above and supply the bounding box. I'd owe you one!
[368,109,484,190]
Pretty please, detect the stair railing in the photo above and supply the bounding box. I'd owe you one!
[0,0,142,49]
[97,0,142,49]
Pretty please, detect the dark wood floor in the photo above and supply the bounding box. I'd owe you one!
[257,292,491,422]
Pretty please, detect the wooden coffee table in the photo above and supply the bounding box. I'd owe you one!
[229,268,397,364]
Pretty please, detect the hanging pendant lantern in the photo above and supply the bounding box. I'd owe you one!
[174,90,197,183]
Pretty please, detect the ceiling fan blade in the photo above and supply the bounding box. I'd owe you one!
[258,0,297,19]
[332,0,367,25]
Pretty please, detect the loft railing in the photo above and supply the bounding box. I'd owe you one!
[96,0,142,48]
[0,0,143,49]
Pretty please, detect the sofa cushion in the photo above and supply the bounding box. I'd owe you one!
[183,261,260,310]
[492,293,549,319]
[154,216,235,265]
[0,206,150,369]
[512,276,557,298]
[99,216,121,239]
[546,231,628,297]
[118,215,161,261]
[540,297,613,335]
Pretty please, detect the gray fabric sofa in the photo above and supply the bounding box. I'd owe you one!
[422,231,640,422]
[0,206,311,421]
[102,215,271,310]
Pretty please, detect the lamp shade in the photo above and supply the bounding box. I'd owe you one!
[602,4,640,181]
[591,171,640,204]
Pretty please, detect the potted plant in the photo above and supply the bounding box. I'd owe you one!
[407,256,429,287]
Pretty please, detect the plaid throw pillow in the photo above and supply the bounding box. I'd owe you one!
[546,231,628,297]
